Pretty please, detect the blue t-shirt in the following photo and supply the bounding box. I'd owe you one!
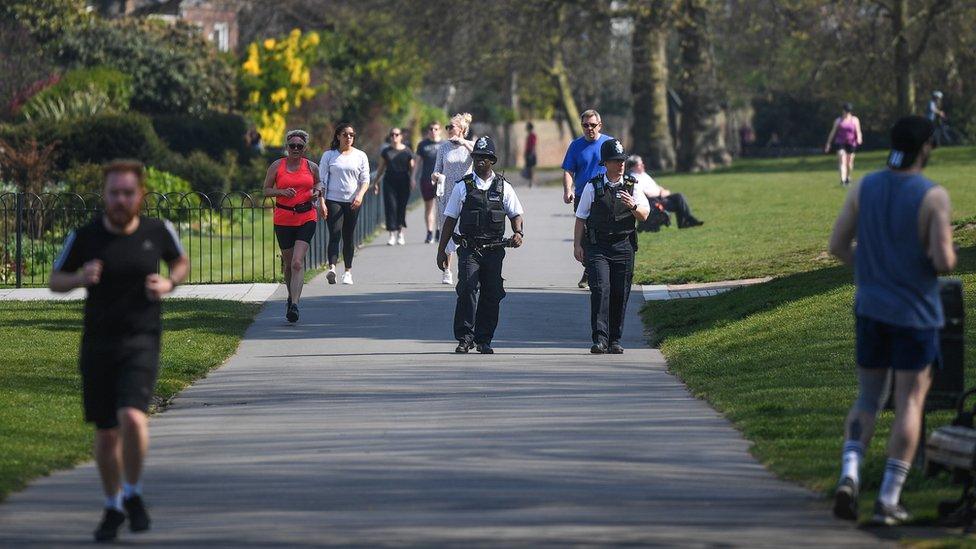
[854,169,942,329]
[562,134,613,197]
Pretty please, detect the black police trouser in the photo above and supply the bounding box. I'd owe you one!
[586,236,635,345]
[454,246,506,344]
[664,193,696,227]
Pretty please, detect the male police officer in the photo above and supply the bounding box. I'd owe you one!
[573,139,650,354]
[437,136,524,354]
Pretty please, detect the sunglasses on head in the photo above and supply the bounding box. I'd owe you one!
[288,142,305,150]
[581,122,599,129]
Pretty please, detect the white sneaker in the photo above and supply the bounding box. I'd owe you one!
[397,232,405,245]
[342,271,354,285]
[326,266,337,284]
[387,233,396,246]
[442,269,453,285]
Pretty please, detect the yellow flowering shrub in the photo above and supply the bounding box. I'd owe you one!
[239,29,321,145]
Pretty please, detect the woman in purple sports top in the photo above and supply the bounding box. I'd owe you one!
[824,102,863,186]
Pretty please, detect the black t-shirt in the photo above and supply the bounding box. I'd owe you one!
[381,146,414,179]
[55,216,184,339]
[415,139,440,182]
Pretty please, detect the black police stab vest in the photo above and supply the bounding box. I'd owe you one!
[458,174,507,239]
[585,175,638,236]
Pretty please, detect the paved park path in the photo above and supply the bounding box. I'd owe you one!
[0,183,885,547]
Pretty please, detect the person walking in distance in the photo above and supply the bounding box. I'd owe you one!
[432,112,475,284]
[522,122,538,187]
[436,136,524,354]
[49,160,189,542]
[374,127,416,246]
[824,103,863,186]
[318,123,370,285]
[562,109,613,288]
[415,122,443,243]
[573,139,649,354]
[264,130,322,321]
[829,116,956,526]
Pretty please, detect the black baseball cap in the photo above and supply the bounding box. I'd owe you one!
[887,115,935,169]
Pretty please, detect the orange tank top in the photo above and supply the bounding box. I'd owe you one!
[273,158,317,226]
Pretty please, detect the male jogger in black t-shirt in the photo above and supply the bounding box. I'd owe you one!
[50,160,188,542]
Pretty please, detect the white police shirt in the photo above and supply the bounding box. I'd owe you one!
[443,172,523,251]
[575,174,650,220]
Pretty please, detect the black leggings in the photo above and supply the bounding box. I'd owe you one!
[326,200,360,269]
[383,174,411,231]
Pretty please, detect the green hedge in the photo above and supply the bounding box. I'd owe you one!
[152,113,254,165]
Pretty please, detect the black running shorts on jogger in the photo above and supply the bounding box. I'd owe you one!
[80,334,161,429]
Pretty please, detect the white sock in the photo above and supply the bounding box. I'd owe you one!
[122,481,142,499]
[840,440,863,484]
[105,491,122,511]
[878,458,911,507]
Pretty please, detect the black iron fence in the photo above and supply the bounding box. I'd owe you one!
[0,190,386,288]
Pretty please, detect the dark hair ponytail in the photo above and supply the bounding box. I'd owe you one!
[331,122,354,151]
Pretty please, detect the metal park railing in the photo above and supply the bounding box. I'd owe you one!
[0,190,386,288]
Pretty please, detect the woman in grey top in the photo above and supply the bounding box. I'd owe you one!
[431,112,474,285]
[318,122,371,285]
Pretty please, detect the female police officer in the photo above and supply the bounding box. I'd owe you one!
[573,139,650,354]
[436,136,524,354]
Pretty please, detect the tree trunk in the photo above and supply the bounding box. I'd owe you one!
[675,0,730,173]
[550,5,581,137]
[630,4,675,171]
[892,0,916,114]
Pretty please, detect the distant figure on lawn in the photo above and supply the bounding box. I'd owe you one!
[50,159,189,542]
[626,154,703,231]
[828,115,956,526]
[824,103,863,186]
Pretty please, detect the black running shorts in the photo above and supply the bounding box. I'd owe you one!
[80,334,161,429]
[274,221,317,250]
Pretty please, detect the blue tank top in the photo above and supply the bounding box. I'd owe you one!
[854,170,942,329]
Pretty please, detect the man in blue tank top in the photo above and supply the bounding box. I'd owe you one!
[828,116,956,526]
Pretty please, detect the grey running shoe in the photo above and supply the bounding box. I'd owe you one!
[590,342,608,354]
[476,343,494,354]
[94,508,126,542]
[832,477,858,521]
[578,273,589,289]
[455,339,474,353]
[609,342,624,354]
[870,500,910,526]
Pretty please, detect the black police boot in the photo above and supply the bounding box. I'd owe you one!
[93,508,126,542]
[609,342,624,354]
[476,343,494,354]
[455,338,474,353]
[590,341,608,354]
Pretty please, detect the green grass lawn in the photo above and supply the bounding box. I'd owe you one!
[0,300,260,501]
[641,146,976,535]
[636,146,976,284]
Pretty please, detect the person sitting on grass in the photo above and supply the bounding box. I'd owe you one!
[625,154,703,231]
[828,115,956,526]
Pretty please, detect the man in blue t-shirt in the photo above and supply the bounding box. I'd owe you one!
[562,109,613,288]
[828,116,956,526]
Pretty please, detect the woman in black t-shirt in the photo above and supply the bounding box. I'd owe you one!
[373,127,415,246]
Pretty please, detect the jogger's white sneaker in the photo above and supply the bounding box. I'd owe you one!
[326,266,337,284]
[387,233,396,246]
[397,232,405,245]
[342,271,354,285]
[441,269,453,285]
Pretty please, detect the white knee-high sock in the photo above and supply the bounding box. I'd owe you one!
[840,440,864,484]
[878,458,911,507]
